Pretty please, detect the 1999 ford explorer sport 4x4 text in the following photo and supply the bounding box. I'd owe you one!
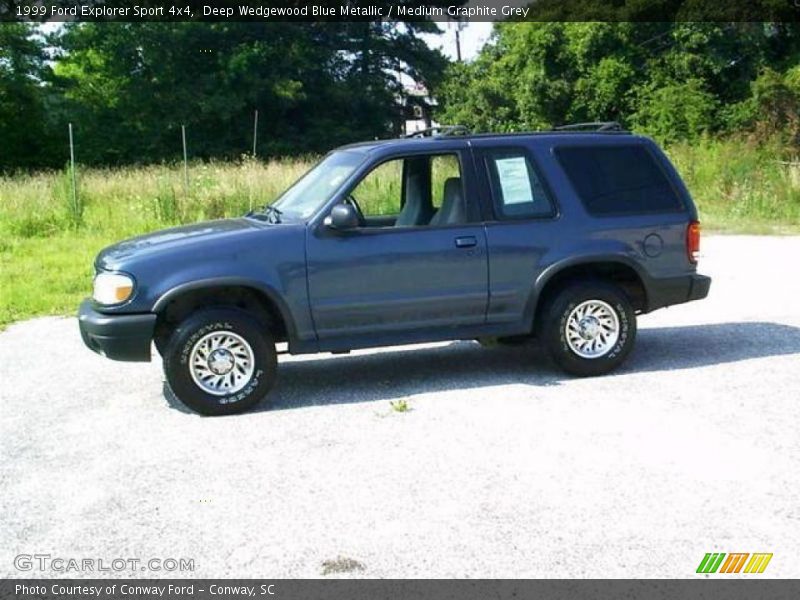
[79,123,711,416]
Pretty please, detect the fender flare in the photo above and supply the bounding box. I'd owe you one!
[523,254,652,326]
[151,277,299,342]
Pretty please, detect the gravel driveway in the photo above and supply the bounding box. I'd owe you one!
[1,235,799,578]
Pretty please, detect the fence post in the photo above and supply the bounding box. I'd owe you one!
[181,124,189,193]
[252,110,258,158]
[68,123,79,221]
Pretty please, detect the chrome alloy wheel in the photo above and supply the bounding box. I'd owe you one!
[189,331,255,396]
[564,300,620,359]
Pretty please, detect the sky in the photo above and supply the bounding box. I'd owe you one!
[40,21,494,62]
[419,22,494,62]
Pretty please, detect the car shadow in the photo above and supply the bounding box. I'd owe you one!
[163,321,800,414]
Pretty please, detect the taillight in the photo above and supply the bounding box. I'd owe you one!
[687,220,700,264]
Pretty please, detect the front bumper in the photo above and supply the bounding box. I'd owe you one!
[78,299,156,362]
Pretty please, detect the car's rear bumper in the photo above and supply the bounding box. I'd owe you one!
[78,299,156,362]
[647,273,711,312]
[687,274,712,302]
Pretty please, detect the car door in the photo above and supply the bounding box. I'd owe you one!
[305,149,489,345]
[471,141,561,328]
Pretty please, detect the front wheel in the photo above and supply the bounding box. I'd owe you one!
[541,281,636,377]
[163,308,277,416]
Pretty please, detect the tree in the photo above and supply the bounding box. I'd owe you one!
[46,21,448,165]
[632,79,718,143]
[0,23,52,170]
[436,22,800,143]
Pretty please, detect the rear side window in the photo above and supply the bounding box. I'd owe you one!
[484,150,555,219]
[555,145,683,215]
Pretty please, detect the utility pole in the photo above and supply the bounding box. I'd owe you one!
[450,19,466,63]
[68,123,78,221]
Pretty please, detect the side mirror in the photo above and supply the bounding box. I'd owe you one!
[324,203,360,230]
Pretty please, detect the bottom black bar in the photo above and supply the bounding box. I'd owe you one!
[2,580,800,600]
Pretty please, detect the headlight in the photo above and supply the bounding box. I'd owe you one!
[93,272,135,305]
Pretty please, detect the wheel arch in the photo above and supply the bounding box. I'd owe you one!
[152,278,298,349]
[526,256,650,333]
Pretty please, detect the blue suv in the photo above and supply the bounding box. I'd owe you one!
[79,124,711,415]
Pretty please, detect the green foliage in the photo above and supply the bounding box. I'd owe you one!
[632,79,718,144]
[352,159,403,216]
[0,158,313,326]
[0,22,448,170]
[750,68,800,141]
[784,65,800,96]
[0,158,312,240]
[666,138,800,232]
[437,23,800,144]
[525,0,797,22]
[2,145,799,327]
[390,399,411,413]
[62,163,84,228]
[0,24,53,169]
[153,179,180,225]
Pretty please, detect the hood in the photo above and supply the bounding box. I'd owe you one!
[96,218,261,270]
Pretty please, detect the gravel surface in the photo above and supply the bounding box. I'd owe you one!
[1,235,799,578]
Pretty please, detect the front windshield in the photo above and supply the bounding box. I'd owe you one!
[272,150,366,219]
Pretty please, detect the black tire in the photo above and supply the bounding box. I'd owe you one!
[541,280,636,377]
[162,308,277,416]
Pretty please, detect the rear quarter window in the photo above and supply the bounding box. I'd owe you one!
[555,144,683,216]
[484,149,555,220]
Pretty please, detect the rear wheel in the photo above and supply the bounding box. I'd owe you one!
[163,308,277,416]
[541,281,636,376]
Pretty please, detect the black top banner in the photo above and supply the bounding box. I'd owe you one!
[2,0,800,22]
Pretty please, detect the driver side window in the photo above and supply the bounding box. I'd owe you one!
[346,153,465,229]
[351,159,403,220]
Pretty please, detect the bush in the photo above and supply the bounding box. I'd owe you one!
[750,68,800,142]
[632,79,718,144]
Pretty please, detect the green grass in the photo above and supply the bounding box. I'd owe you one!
[0,158,312,327]
[389,399,412,413]
[0,234,106,325]
[1,139,799,327]
[667,138,800,234]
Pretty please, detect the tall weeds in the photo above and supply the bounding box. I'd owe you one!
[61,162,84,229]
[1,144,798,327]
[2,143,800,240]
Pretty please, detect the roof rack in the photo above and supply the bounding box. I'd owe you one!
[403,125,471,139]
[553,121,624,132]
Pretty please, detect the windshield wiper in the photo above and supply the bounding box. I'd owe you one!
[263,205,283,223]
[247,204,283,224]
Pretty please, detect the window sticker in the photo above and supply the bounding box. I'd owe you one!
[495,157,533,205]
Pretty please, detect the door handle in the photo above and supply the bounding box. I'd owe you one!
[454,236,477,248]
